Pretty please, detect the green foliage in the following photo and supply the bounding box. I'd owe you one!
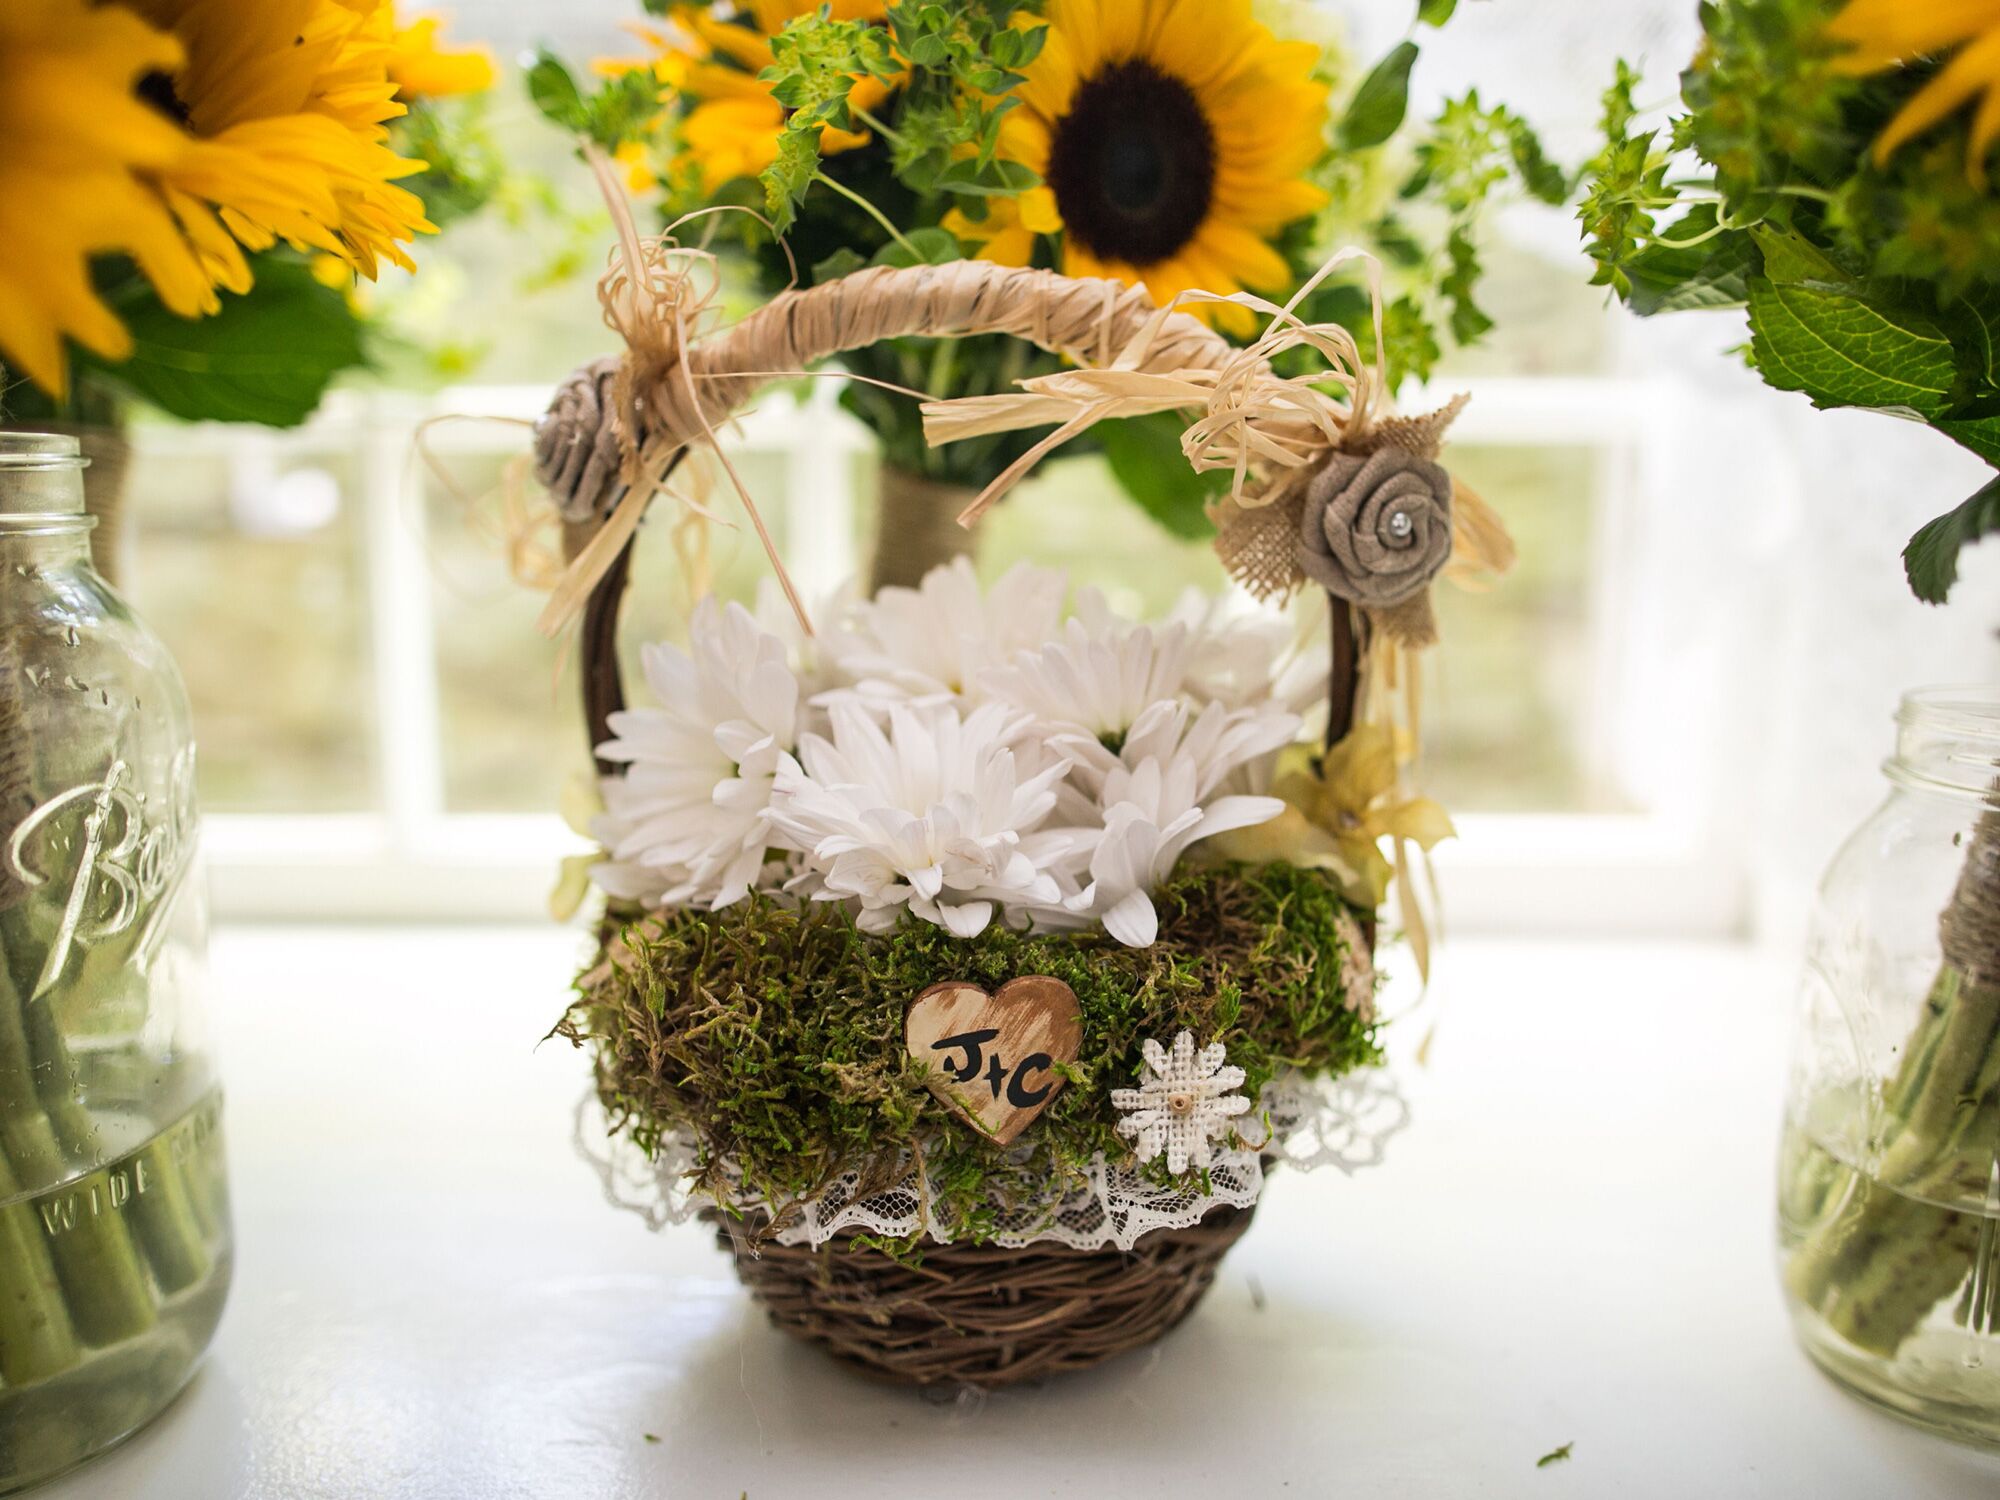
[1340,41,1419,150]
[79,259,366,428]
[609,1,1552,491]
[1418,0,1459,25]
[1362,88,1570,383]
[393,99,506,230]
[1095,413,1230,540]
[1905,477,2000,605]
[1577,0,2000,602]
[881,1,1045,195]
[759,2,1035,231]
[1747,279,1956,416]
[526,49,662,151]
[565,862,1380,1244]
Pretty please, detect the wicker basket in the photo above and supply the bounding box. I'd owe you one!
[706,1204,1257,1388]
[540,260,1372,1389]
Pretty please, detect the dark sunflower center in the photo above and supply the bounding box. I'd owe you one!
[137,70,192,127]
[1046,60,1216,267]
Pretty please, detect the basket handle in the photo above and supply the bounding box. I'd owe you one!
[532,260,1359,758]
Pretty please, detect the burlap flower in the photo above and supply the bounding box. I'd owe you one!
[1297,448,1453,608]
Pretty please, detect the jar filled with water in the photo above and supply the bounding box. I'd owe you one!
[0,433,231,1492]
[1779,685,2000,1448]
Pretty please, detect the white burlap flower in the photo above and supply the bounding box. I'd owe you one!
[766,698,1080,937]
[1112,1030,1251,1173]
[592,597,800,908]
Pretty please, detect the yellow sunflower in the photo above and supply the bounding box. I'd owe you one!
[1829,0,2000,181]
[128,0,436,280]
[386,11,496,101]
[0,0,218,395]
[945,0,1329,330]
[602,2,891,194]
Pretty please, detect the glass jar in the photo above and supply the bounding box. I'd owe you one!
[1779,684,2000,1448]
[0,433,231,1492]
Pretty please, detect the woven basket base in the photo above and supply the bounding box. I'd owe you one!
[707,1203,1256,1390]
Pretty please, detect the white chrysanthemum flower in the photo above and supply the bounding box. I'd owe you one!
[830,558,1067,706]
[591,597,800,909]
[981,587,1194,741]
[1158,587,1327,719]
[1053,699,1297,946]
[752,576,857,704]
[766,699,1080,937]
[1112,1030,1251,1173]
[1060,697,1301,803]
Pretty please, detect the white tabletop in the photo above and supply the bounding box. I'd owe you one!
[40,927,2000,1499]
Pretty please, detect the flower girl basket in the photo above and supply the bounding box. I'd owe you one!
[534,253,1488,1389]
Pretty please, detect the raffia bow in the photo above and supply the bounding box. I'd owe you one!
[923,250,1388,530]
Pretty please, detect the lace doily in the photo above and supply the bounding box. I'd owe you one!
[574,1069,1410,1252]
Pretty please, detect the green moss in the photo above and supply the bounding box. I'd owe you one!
[562,861,1379,1243]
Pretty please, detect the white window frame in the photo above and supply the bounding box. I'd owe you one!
[155,370,1751,936]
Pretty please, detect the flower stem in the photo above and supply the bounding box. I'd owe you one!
[1786,806,2000,1355]
[0,937,156,1348]
[812,170,920,259]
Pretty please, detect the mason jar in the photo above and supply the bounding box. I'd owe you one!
[1779,684,2000,1448]
[0,433,231,1491]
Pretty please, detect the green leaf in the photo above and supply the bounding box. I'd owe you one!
[1904,475,2000,604]
[525,50,587,133]
[582,69,664,150]
[1418,0,1458,24]
[1621,206,1754,314]
[934,157,1041,196]
[1751,224,1851,285]
[870,226,962,268]
[1938,413,2000,468]
[1747,278,1958,417]
[762,128,819,234]
[1442,227,1491,344]
[1096,413,1226,540]
[1340,42,1419,150]
[1506,115,1569,205]
[1950,291,2000,390]
[812,247,869,284]
[89,259,365,427]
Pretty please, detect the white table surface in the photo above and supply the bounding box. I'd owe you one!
[37,927,2000,1500]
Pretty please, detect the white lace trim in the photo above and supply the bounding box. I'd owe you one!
[573,1069,1409,1252]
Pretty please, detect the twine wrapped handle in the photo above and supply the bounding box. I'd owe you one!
[534,260,1243,526]
[533,257,1387,751]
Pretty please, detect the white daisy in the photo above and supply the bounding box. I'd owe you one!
[830,558,1067,706]
[752,576,857,704]
[1052,700,1297,946]
[981,587,1194,742]
[1159,587,1328,719]
[1112,1030,1252,1173]
[591,597,800,909]
[766,698,1080,938]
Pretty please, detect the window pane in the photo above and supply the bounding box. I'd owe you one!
[421,448,590,812]
[1423,443,1618,813]
[977,454,1226,618]
[128,434,377,812]
[953,442,1615,816]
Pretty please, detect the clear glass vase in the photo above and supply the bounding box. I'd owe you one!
[1779,684,2000,1449]
[0,433,231,1492]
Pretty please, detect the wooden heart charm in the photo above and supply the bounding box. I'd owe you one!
[905,976,1083,1145]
